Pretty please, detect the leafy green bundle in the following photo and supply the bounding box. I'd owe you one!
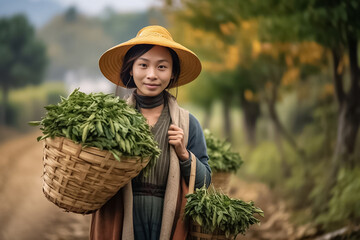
[185,186,264,238]
[29,89,161,175]
[204,129,243,173]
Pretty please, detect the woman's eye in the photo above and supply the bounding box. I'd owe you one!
[139,63,147,68]
[158,65,167,69]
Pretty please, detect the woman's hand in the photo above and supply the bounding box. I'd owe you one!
[168,124,189,161]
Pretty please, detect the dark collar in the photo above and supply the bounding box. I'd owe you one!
[133,90,165,109]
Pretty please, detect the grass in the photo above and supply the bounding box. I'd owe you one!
[1,81,67,132]
[8,82,66,103]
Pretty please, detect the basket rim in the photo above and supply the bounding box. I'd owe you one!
[189,219,234,239]
[44,136,150,162]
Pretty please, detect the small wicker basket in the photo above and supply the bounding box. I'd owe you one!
[42,137,149,214]
[186,161,233,240]
[188,220,234,240]
[211,171,232,194]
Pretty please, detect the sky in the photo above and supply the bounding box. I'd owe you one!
[0,0,163,27]
[50,0,162,15]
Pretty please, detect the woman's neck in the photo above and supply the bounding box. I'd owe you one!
[140,104,164,127]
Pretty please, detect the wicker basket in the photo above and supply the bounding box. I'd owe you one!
[42,137,149,214]
[188,220,234,240]
[211,172,232,194]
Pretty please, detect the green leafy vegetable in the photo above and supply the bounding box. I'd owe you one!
[204,129,243,173]
[30,88,161,176]
[185,185,264,238]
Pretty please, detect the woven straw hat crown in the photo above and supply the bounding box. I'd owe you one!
[99,25,202,88]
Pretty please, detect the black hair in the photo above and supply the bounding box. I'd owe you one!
[120,44,180,89]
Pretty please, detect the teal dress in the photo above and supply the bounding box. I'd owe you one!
[132,103,211,240]
[132,104,171,240]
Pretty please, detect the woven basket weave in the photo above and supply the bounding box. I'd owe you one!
[42,137,149,214]
[188,220,234,240]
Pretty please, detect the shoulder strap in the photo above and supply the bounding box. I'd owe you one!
[188,153,197,194]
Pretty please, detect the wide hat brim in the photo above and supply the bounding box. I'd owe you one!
[99,26,202,88]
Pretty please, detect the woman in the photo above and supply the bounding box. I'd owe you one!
[91,25,211,240]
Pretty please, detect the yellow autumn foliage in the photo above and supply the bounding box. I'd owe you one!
[298,42,324,65]
[252,40,262,58]
[281,68,300,86]
[220,22,237,36]
[225,45,240,70]
[202,62,225,72]
[244,89,255,101]
[241,21,251,30]
[321,83,335,99]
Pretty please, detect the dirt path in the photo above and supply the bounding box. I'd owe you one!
[0,131,312,240]
[228,177,301,240]
[0,131,90,240]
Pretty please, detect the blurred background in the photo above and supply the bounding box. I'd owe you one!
[0,0,359,239]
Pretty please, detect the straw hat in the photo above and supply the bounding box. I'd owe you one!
[99,25,202,88]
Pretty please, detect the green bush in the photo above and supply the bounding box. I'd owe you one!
[243,141,283,188]
[4,82,67,131]
[316,167,360,226]
[204,129,243,173]
[5,102,21,127]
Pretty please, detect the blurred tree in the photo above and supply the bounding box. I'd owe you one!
[166,21,237,139]
[0,14,47,125]
[175,0,359,163]
[231,0,360,216]
[234,65,260,146]
[38,7,113,79]
[65,6,78,22]
[165,1,328,185]
[236,0,360,169]
[172,0,360,227]
[166,7,261,144]
[102,9,167,44]
[39,8,166,80]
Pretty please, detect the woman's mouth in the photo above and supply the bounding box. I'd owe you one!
[144,83,160,90]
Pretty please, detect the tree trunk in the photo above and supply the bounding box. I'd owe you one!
[333,36,360,167]
[334,104,359,166]
[241,97,260,146]
[223,97,232,141]
[202,106,212,129]
[274,124,292,178]
[265,85,306,159]
[325,39,360,203]
[331,47,345,104]
[0,84,9,125]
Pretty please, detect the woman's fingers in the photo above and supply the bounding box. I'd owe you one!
[168,124,184,138]
[168,130,183,136]
[168,124,184,147]
[168,124,182,131]
[168,124,189,161]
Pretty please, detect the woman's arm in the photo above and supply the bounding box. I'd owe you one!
[179,113,211,189]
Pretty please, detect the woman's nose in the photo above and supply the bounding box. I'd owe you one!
[146,67,157,79]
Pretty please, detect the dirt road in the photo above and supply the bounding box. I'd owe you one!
[0,131,307,240]
[0,131,90,240]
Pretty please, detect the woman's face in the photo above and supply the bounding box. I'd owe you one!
[131,45,173,96]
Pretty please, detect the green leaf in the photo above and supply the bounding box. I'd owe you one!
[28,121,41,126]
